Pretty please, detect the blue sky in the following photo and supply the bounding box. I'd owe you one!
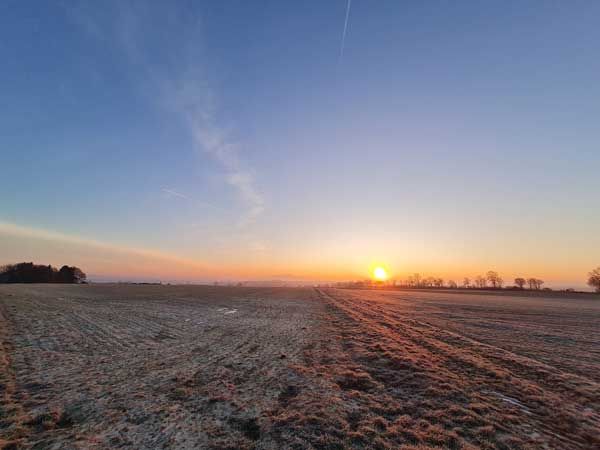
[1,1,599,286]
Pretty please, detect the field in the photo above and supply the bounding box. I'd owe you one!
[0,285,598,449]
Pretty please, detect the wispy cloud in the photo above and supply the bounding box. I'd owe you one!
[65,2,264,226]
[339,0,353,61]
[168,75,265,226]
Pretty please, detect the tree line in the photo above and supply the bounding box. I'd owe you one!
[404,271,546,290]
[0,262,86,284]
[335,266,600,293]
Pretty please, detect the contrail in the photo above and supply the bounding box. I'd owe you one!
[339,0,352,60]
[161,187,188,200]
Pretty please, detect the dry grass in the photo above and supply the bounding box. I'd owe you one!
[0,284,598,449]
[268,288,599,449]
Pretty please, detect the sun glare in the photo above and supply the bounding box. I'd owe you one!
[373,266,388,281]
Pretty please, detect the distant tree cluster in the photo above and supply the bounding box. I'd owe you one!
[526,278,544,290]
[0,262,86,284]
[402,271,507,289]
[509,276,544,290]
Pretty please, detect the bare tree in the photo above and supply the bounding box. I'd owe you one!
[475,275,486,288]
[514,277,526,289]
[434,278,444,288]
[448,280,457,288]
[463,277,470,288]
[527,278,543,290]
[424,277,435,288]
[412,273,422,288]
[486,271,501,289]
[588,267,600,293]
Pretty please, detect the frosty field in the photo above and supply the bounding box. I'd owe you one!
[1,285,598,449]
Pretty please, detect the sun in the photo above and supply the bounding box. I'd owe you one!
[373,266,388,281]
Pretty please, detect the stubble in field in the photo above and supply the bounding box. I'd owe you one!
[0,284,598,449]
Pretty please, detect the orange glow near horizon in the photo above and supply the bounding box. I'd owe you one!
[0,220,597,289]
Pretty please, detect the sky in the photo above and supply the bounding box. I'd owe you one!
[1,1,599,288]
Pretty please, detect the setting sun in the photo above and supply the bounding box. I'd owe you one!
[373,266,388,281]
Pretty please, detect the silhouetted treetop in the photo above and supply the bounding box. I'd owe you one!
[588,267,600,293]
[0,262,86,284]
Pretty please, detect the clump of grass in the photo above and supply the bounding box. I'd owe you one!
[335,369,377,392]
[277,384,300,405]
[168,387,188,401]
[229,416,260,440]
[25,411,57,432]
